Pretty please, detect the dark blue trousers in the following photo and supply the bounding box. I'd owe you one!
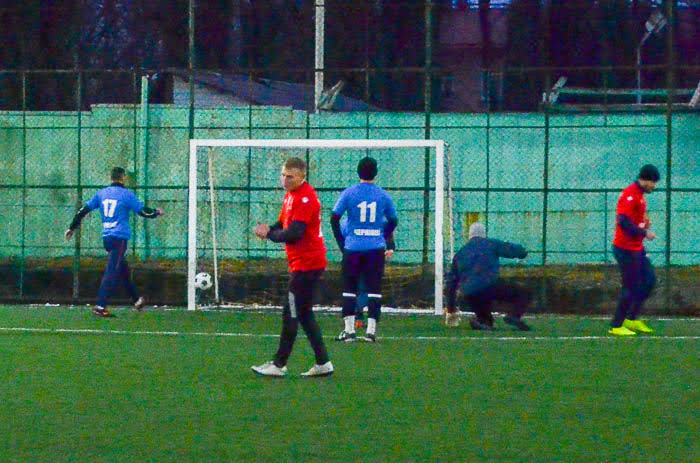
[612,245,656,327]
[341,249,385,321]
[463,279,532,326]
[355,278,368,320]
[96,236,138,309]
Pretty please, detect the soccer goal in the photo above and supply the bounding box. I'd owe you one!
[187,138,454,314]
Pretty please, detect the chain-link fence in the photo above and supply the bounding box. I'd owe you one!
[0,1,698,313]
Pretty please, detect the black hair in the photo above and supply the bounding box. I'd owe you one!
[111,167,126,181]
[357,157,378,181]
[638,164,660,182]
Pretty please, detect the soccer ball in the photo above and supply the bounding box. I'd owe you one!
[194,272,213,290]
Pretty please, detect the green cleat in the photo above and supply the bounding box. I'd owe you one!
[623,319,654,334]
[608,326,637,336]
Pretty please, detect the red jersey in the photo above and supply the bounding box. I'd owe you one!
[613,182,648,251]
[278,181,327,272]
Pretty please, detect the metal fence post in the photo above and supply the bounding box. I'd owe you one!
[72,71,83,301]
[421,0,433,272]
[20,71,27,299]
[664,0,675,314]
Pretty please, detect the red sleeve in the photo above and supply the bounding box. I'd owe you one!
[277,192,288,224]
[616,191,637,216]
[289,195,315,224]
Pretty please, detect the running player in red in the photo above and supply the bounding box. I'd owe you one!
[609,164,660,336]
[251,157,333,377]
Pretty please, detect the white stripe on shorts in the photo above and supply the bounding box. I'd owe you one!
[368,293,382,298]
[342,292,357,298]
[288,291,297,318]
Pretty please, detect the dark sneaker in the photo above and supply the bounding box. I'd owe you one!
[504,314,531,331]
[92,306,114,318]
[361,333,376,343]
[134,297,145,311]
[336,330,357,342]
[469,318,493,330]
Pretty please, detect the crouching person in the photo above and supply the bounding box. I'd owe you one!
[444,222,532,331]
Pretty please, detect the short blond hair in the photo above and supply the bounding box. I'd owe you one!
[284,157,307,174]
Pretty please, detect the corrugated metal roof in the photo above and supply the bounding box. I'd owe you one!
[172,72,379,112]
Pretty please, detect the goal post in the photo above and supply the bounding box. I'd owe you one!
[187,138,450,314]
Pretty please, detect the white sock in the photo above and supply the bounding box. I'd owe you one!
[367,317,377,335]
[344,315,355,333]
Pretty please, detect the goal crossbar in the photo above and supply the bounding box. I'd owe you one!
[188,138,447,314]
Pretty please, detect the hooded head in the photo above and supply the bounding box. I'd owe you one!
[468,222,486,239]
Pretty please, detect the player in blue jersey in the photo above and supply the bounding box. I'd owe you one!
[65,167,163,317]
[330,157,397,342]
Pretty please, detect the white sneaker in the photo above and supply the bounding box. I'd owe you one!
[300,361,334,377]
[445,312,460,327]
[251,361,287,377]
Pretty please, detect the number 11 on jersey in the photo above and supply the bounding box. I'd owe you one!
[357,201,377,223]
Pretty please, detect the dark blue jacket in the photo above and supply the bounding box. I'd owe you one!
[445,237,527,307]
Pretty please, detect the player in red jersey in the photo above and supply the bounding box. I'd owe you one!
[609,164,660,336]
[251,157,333,377]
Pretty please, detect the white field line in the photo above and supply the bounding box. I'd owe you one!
[0,326,698,341]
[0,326,277,338]
[20,304,700,321]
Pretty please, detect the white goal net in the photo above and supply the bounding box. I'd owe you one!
[187,139,454,314]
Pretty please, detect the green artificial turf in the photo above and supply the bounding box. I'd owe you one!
[0,306,697,462]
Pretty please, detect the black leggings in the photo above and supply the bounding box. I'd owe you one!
[274,269,329,367]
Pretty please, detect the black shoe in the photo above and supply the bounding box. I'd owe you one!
[361,333,376,343]
[336,330,357,342]
[92,306,115,318]
[469,318,493,330]
[504,314,530,331]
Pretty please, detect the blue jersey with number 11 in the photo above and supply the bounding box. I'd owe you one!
[86,185,144,240]
[332,183,396,251]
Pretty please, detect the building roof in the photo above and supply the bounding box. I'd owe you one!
[172,72,379,112]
